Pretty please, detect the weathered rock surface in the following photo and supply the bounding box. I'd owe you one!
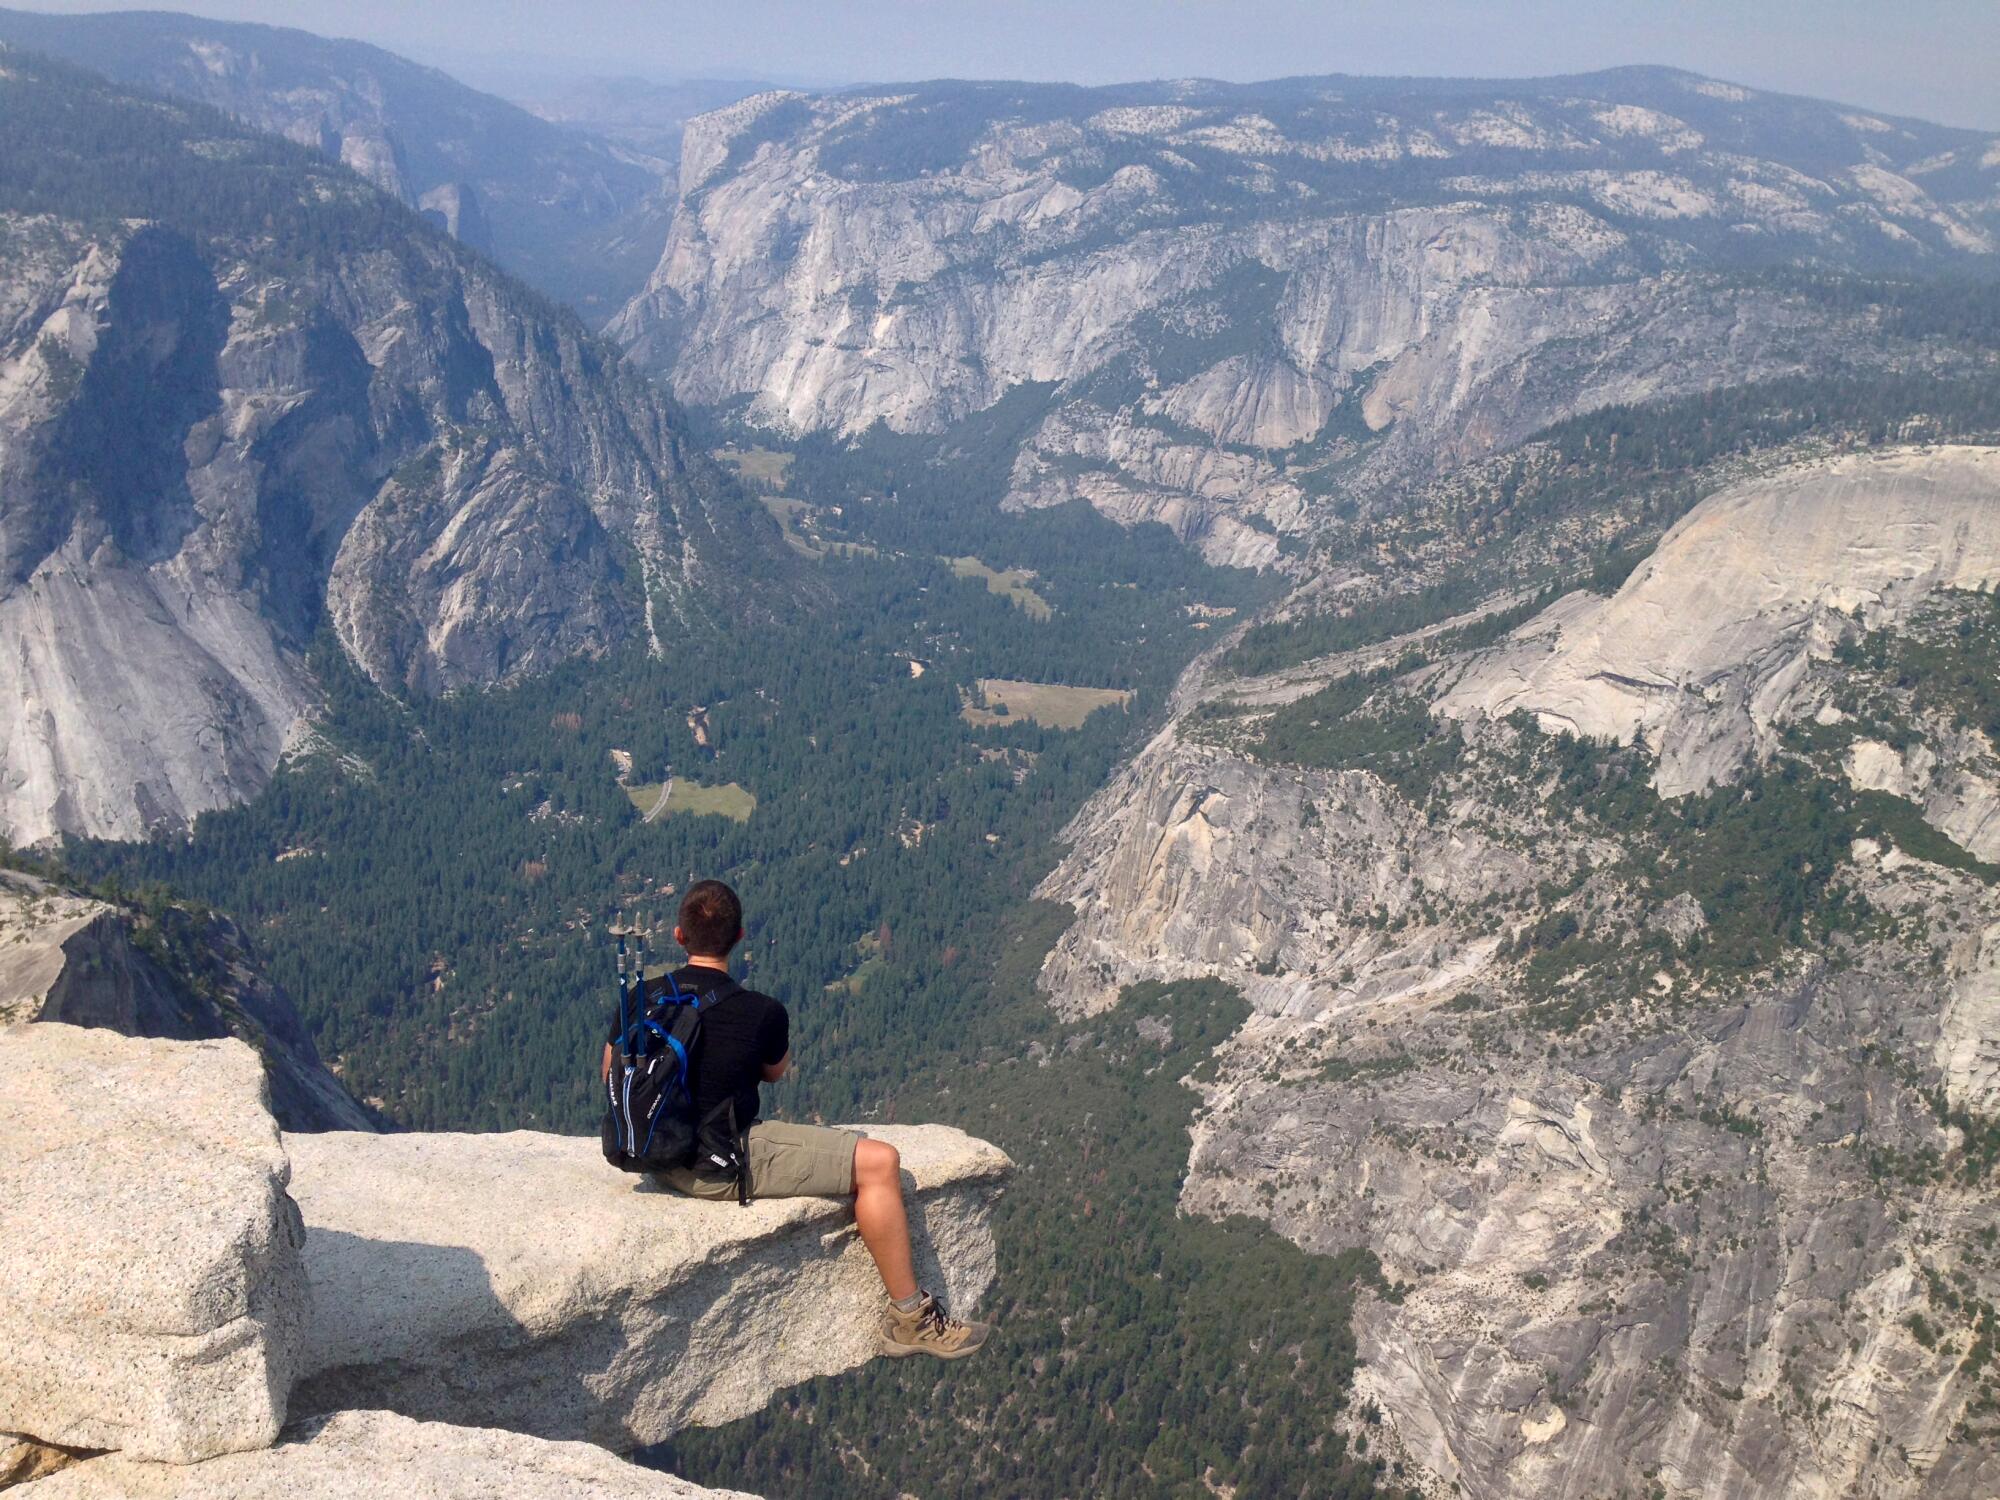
[1436,446,2000,794]
[1162,834,2000,1500]
[0,56,790,845]
[617,70,1998,554]
[0,870,370,1131]
[27,1411,755,1499]
[1035,447,2000,1498]
[1940,919,2000,1115]
[0,1025,306,1464]
[1038,719,1528,1019]
[285,1124,1010,1449]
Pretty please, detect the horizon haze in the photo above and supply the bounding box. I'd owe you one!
[13,0,2000,131]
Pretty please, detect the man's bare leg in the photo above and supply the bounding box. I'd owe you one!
[853,1137,918,1301]
[860,1136,991,1358]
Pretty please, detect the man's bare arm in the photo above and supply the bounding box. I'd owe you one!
[761,1050,790,1083]
[601,1041,614,1083]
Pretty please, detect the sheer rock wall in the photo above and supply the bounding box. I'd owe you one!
[1033,447,2000,1498]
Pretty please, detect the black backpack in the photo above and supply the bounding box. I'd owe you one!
[600,967,751,1202]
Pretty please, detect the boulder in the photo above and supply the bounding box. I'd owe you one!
[286,1124,1010,1448]
[21,1409,756,1498]
[0,1025,306,1463]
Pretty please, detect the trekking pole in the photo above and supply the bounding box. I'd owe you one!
[614,912,631,1053]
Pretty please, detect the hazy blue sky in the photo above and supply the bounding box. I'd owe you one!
[26,0,2000,129]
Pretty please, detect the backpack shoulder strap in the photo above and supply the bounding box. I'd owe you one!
[670,970,747,1009]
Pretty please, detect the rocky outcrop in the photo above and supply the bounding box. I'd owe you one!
[1435,446,2000,794]
[0,1024,306,1464]
[1033,446,2000,1498]
[1,1022,1011,1494]
[1844,733,2000,863]
[1940,920,2000,1115]
[616,70,1997,554]
[0,7,673,316]
[0,870,370,1131]
[1037,721,1530,1018]
[0,54,789,844]
[523,76,771,176]
[286,1124,1010,1447]
[417,183,492,254]
[26,1411,756,1499]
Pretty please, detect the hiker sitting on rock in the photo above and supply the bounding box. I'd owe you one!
[601,878,987,1359]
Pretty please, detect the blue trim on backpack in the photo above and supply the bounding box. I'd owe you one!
[610,965,738,1165]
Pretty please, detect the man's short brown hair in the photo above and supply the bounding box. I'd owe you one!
[678,879,743,957]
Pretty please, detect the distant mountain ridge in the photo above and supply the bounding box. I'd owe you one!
[0,5,674,315]
[0,50,790,845]
[614,66,2000,564]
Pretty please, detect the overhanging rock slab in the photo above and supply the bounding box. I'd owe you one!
[285,1124,1011,1448]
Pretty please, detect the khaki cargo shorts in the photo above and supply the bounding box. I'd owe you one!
[655,1119,859,1201]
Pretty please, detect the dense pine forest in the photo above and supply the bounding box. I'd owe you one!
[659,978,1396,1499]
[63,493,1263,1126]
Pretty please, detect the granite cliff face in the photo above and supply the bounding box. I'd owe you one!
[1036,447,2000,1498]
[615,70,2000,563]
[0,55,787,845]
[0,7,674,315]
[1434,447,2000,796]
[520,76,775,173]
[285,1124,1009,1447]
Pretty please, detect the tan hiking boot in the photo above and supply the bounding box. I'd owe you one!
[880,1292,990,1359]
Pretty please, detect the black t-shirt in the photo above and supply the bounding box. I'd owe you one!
[609,965,788,1135]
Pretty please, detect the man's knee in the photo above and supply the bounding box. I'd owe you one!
[854,1137,900,1187]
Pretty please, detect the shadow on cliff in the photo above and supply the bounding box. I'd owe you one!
[290,1226,678,1446]
[288,1231,530,1424]
[291,1164,956,1452]
[625,1163,962,1297]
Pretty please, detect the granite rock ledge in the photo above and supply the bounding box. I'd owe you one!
[286,1123,1011,1450]
[0,1021,1010,1495]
